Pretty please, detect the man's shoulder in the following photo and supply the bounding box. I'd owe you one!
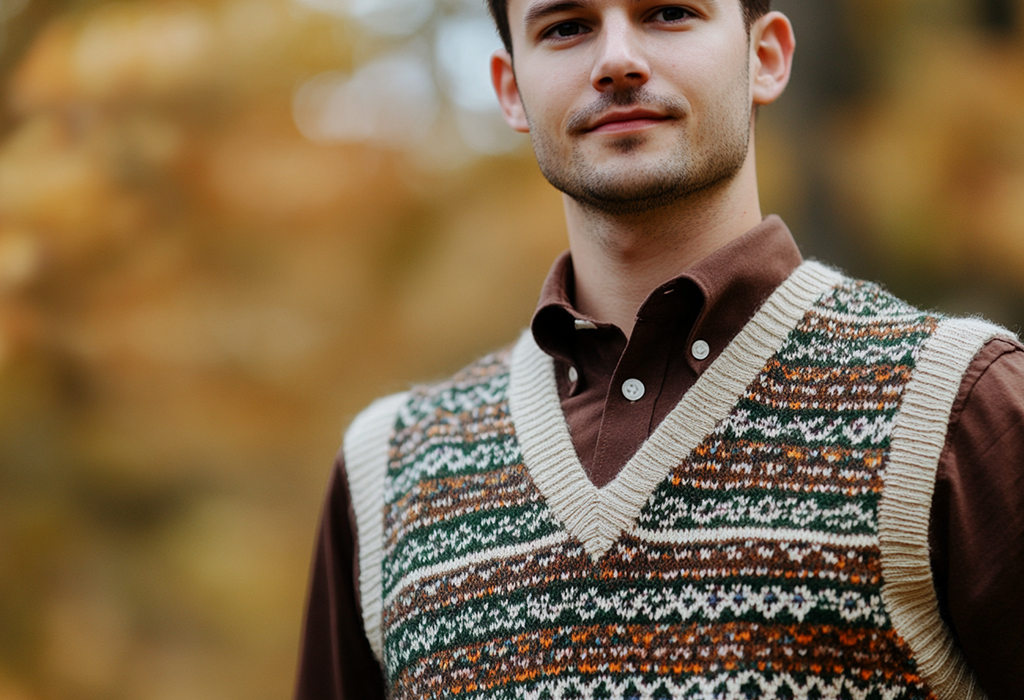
[808,266,937,321]
[413,341,518,397]
[347,337,521,435]
[340,338,523,494]
[820,269,1022,424]
[952,335,1024,415]
[809,266,1019,343]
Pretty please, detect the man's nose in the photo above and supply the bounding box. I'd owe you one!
[590,16,650,92]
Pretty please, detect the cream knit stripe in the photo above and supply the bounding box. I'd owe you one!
[634,526,879,549]
[382,531,572,609]
[343,391,409,664]
[881,317,1014,700]
[510,260,844,560]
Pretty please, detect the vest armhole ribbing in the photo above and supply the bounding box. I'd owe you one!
[342,390,409,666]
[881,317,1015,700]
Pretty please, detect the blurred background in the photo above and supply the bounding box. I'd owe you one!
[0,0,1022,697]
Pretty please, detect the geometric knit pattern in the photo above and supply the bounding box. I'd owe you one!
[364,266,995,700]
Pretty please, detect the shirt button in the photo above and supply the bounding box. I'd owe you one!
[621,378,646,402]
[568,367,579,383]
[692,340,710,361]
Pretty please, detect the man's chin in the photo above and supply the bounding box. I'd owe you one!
[566,182,690,216]
[556,161,745,216]
[579,134,677,166]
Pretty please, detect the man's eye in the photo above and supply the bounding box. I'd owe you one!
[654,7,694,22]
[549,21,586,38]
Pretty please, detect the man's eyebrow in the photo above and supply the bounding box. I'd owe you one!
[522,0,718,31]
[522,0,591,30]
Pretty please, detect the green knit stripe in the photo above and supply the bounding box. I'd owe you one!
[384,548,884,630]
[390,420,517,476]
[776,329,932,368]
[638,486,879,534]
[385,462,544,548]
[381,500,564,597]
[390,402,515,466]
[382,536,883,638]
[383,577,894,673]
[717,401,899,448]
[386,426,524,500]
[768,317,929,372]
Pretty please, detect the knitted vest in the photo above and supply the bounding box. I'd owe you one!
[345,262,1011,700]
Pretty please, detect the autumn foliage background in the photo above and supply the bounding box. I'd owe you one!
[0,0,1022,698]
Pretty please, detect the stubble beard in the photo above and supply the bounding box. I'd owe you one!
[528,82,752,217]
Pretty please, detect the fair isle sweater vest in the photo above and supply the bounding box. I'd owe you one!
[344,262,1012,700]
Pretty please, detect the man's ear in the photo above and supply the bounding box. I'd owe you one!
[750,12,795,106]
[491,49,530,133]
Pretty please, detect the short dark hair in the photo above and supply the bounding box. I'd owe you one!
[487,0,772,54]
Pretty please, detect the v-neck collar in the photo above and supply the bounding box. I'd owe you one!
[507,261,842,561]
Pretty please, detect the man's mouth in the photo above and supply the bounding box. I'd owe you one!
[587,108,673,134]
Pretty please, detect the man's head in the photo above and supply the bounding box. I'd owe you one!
[488,0,772,54]
[489,0,795,216]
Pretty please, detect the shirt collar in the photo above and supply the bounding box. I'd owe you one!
[531,215,804,367]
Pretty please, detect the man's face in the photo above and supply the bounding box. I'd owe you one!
[495,0,756,215]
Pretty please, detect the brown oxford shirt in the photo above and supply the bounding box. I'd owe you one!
[295,216,1024,700]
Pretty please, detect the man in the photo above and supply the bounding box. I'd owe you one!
[295,1,1024,698]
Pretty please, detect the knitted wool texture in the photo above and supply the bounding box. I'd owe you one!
[345,262,1007,700]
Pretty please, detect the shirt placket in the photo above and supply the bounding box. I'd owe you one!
[589,286,700,485]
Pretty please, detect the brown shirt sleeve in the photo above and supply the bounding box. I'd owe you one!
[930,338,1024,700]
[293,452,386,700]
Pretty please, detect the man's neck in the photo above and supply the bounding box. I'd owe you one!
[564,156,763,338]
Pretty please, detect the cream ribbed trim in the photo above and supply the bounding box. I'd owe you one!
[343,391,409,664]
[509,260,843,560]
[881,318,1013,700]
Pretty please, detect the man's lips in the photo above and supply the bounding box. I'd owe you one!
[587,109,672,134]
